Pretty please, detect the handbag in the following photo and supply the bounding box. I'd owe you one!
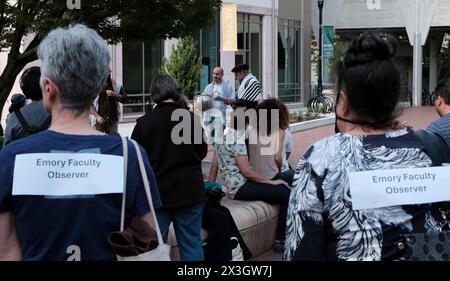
[204,181,225,206]
[397,130,450,261]
[112,137,171,261]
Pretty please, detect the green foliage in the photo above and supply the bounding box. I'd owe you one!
[439,34,450,80]
[0,0,221,113]
[328,36,344,83]
[311,30,319,79]
[161,36,202,99]
[289,111,322,124]
[0,0,222,49]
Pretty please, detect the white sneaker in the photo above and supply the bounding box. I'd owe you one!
[231,237,244,261]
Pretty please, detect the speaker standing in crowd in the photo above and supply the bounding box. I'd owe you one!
[231,64,263,110]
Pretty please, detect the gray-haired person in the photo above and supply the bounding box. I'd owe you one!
[0,24,161,261]
[131,74,208,261]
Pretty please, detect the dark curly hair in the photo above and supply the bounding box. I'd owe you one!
[150,75,183,104]
[256,98,290,136]
[20,66,42,101]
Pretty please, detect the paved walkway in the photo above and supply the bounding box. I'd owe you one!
[119,106,440,167]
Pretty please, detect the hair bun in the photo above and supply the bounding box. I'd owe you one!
[344,34,398,68]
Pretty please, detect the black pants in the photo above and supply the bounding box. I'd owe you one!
[202,204,252,261]
[234,181,291,241]
[273,169,295,187]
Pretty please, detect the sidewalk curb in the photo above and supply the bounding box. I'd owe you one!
[289,116,335,133]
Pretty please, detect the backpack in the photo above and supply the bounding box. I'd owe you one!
[13,107,51,135]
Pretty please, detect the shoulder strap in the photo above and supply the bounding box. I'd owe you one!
[119,137,164,245]
[415,129,449,166]
[13,109,32,132]
[14,109,51,134]
[40,115,51,131]
[120,137,128,231]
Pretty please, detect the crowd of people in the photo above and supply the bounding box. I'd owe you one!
[0,24,450,262]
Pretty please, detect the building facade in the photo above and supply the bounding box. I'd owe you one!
[113,0,310,119]
[1,0,310,124]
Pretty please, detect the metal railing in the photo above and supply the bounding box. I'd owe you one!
[278,83,302,103]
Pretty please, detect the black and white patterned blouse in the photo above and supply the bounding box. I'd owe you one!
[285,129,444,261]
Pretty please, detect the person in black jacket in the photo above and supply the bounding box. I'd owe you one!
[131,75,208,261]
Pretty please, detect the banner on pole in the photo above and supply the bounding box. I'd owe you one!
[323,26,335,59]
[221,4,238,52]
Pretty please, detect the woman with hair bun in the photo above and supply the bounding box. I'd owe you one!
[284,34,448,261]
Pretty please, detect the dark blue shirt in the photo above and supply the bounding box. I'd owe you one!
[0,131,162,261]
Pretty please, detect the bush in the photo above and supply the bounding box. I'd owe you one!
[161,36,202,99]
[289,111,321,124]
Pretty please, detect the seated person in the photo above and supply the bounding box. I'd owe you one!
[248,98,294,186]
[281,127,294,176]
[202,180,252,261]
[208,112,290,253]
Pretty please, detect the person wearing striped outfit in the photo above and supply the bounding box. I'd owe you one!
[231,64,262,110]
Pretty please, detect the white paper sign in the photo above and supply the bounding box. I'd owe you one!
[349,167,450,210]
[13,153,124,196]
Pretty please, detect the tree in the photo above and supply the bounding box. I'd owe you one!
[161,36,202,99]
[328,35,344,83]
[0,0,221,113]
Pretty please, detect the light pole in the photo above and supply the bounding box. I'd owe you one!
[317,0,324,97]
[307,0,333,113]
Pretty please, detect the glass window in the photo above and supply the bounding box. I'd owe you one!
[122,41,144,115]
[278,19,301,103]
[200,21,218,92]
[192,16,218,94]
[122,40,163,116]
[250,22,261,79]
[235,14,262,83]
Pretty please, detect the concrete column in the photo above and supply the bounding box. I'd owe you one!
[262,14,277,98]
[110,43,123,84]
[301,0,312,105]
[221,51,236,88]
[429,37,440,95]
[412,32,423,107]
[408,61,413,102]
